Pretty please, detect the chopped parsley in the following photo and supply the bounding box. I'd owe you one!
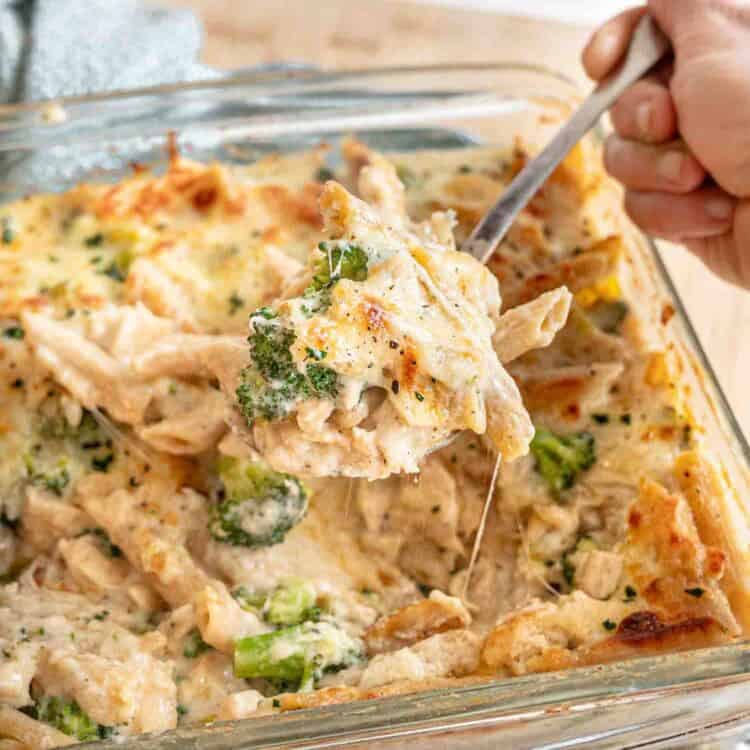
[89,528,122,558]
[1,217,15,244]
[315,166,335,182]
[305,347,327,361]
[415,392,425,402]
[602,619,617,631]
[91,452,115,473]
[592,413,610,424]
[685,587,704,598]
[99,261,127,282]
[561,555,575,587]
[84,233,104,247]
[3,326,24,340]
[624,585,637,602]
[228,291,245,316]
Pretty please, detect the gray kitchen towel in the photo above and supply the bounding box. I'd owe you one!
[1,0,213,103]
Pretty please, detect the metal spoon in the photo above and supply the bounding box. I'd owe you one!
[461,14,671,263]
[460,15,671,599]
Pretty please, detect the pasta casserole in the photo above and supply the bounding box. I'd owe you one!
[1,130,749,748]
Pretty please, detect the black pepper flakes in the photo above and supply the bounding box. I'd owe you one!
[391,380,400,394]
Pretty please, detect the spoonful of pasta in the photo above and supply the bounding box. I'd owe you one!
[228,16,669,483]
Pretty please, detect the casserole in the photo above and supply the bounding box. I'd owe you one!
[1,64,750,748]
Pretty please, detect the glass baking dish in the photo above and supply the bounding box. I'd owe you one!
[3,63,750,749]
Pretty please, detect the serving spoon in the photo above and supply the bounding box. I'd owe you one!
[460,15,671,597]
[462,14,670,263]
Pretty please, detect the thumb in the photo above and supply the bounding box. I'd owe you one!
[685,199,750,288]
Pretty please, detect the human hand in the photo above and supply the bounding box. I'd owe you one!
[582,1,750,288]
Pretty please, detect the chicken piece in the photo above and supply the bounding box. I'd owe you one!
[234,164,550,480]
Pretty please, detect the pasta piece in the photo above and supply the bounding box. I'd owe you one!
[0,706,74,749]
[57,535,133,597]
[126,257,199,331]
[20,488,92,555]
[81,483,211,608]
[493,287,572,364]
[359,629,480,689]
[136,385,227,455]
[22,305,172,424]
[133,334,247,382]
[36,647,177,735]
[364,590,471,655]
[193,582,267,654]
[23,305,244,456]
[625,477,738,634]
[674,452,750,631]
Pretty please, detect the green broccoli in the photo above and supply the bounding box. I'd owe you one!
[235,243,368,426]
[233,621,363,692]
[530,426,596,495]
[235,309,339,425]
[25,696,112,741]
[266,578,319,626]
[309,242,368,292]
[23,410,116,499]
[209,457,308,548]
[301,242,369,316]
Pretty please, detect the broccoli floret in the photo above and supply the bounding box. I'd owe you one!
[530,427,596,495]
[266,578,319,626]
[235,243,368,426]
[301,242,369,316]
[236,310,339,425]
[309,242,368,292]
[22,410,116,499]
[233,621,363,692]
[209,457,308,548]
[232,579,321,625]
[25,696,112,741]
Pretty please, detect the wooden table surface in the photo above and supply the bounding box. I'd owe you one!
[165,0,750,441]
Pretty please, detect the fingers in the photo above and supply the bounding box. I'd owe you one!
[604,136,706,193]
[624,187,736,241]
[684,200,750,288]
[582,6,647,81]
[610,76,677,143]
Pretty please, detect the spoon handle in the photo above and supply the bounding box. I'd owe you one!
[461,15,671,264]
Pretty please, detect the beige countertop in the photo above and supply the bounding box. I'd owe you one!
[165,0,750,442]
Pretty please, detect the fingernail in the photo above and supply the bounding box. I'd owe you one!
[705,198,734,220]
[636,101,653,139]
[658,151,685,183]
